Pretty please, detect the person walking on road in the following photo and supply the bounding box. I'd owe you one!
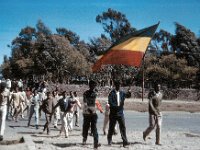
[103,102,118,135]
[40,91,54,134]
[107,80,129,148]
[27,90,41,129]
[52,91,73,138]
[52,90,61,129]
[82,80,101,149]
[73,91,81,127]
[143,82,163,145]
[10,86,24,122]
[0,82,10,141]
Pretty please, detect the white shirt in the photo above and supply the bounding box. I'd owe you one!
[0,88,10,106]
[116,91,120,106]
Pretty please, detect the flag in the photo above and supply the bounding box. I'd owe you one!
[92,23,159,72]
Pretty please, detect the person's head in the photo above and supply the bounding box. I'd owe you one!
[89,80,97,90]
[52,90,57,96]
[33,89,38,95]
[26,87,30,91]
[73,91,77,97]
[0,82,6,92]
[46,91,52,99]
[15,86,19,92]
[69,91,73,97]
[61,91,68,98]
[153,82,161,93]
[114,80,121,91]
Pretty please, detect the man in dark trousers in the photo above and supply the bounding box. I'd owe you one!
[82,80,101,149]
[107,80,129,147]
[40,91,54,135]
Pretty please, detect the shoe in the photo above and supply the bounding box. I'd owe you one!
[75,124,79,127]
[65,135,68,138]
[0,135,3,141]
[54,126,58,129]
[82,140,86,145]
[143,132,146,141]
[94,143,101,149]
[47,130,50,135]
[36,125,39,129]
[103,131,106,135]
[155,142,162,145]
[108,141,112,146]
[123,142,130,148]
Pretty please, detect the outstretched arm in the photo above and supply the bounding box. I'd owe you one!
[96,100,103,113]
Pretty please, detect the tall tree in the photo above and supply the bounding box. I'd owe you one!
[89,34,112,56]
[96,8,136,42]
[56,28,91,61]
[56,28,80,45]
[9,26,36,78]
[11,26,36,59]
[171,22,200,67]
[144,54,198,88]
[36,19,52,36]
[33,34,91,79]
[151,29,173,53]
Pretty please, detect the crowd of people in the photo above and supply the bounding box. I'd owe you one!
[0,78,163,149]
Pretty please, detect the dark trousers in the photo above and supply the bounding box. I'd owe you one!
[107,114,128,145]
[82,114,99,145]
[43,114,51,134]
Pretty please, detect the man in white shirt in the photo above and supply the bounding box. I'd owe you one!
[0,82,10,141]
[107,80,129,147]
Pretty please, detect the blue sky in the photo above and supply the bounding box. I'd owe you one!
[1,0,200,64]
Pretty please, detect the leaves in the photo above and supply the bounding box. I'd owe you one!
[96,8,136,42]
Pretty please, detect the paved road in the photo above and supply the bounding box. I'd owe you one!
[1,111,200,150]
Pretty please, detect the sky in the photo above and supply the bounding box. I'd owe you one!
[1,0,200,64]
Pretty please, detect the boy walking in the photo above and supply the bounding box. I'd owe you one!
[143,82,163,145]
[82,80,101,149]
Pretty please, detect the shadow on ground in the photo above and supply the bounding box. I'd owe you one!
[0,137,24,145]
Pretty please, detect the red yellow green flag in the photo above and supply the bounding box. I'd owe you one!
[92,23,159,72]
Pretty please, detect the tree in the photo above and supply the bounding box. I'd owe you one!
[96,8,136,42]
[94,9,138,85]
[56,28,80,46]
[151,29,173,53]
[56,28,92,62]
[36,19,52,36]
[11,26,36,59]
[33,34,91,80]
[89,34,112,56]
[8,26,36,78]
[1,55,11,78]
[144,54,198,88]
[171,22,200,67]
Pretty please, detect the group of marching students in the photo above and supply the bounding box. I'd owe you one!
[0,79,84,136]
[0,78,163,149]
[0,79,115,143]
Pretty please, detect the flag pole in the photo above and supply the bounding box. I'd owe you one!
[141,22,160,101]
[142,60,145,101]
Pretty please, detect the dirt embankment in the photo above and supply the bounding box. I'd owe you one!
[124,99,200,113]
[86,97,200,113]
